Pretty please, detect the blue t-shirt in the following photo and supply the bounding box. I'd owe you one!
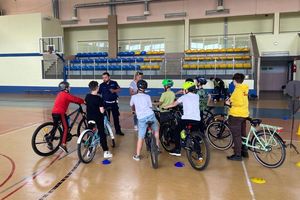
[99,80,120,102]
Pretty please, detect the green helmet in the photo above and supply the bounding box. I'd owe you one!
[162,79,174,87]
[182,81,196,91]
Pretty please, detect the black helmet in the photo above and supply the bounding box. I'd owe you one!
[195,77,207,85]
[59,81,70,91]
[137,80,148,90]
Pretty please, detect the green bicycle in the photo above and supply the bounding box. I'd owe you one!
[206,117,286,168]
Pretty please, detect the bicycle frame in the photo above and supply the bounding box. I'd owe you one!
[242,124,283,151]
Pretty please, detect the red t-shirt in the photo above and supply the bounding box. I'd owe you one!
[52,91,84,114]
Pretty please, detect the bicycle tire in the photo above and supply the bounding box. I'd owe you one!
[77,117,88,137]
[160,124,175,152]
[186,132,210,171]
[105,120,116,148]
[150,134,159,169]
[31,122,62,156]
[77,130,96,164]
[251,131,286,168]
[205,121,233,150]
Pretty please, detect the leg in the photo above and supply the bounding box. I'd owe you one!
[228,116,243,157]
[136,138,143,156]
[134,114,138,126]
[60,114,68,145]
[96,119,108,152]
[111,103,122,134]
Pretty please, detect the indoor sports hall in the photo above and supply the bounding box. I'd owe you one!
[0,0,300,200]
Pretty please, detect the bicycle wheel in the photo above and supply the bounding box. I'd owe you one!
[150,134,159,169]
[105,119,116,148]
[77,130,96,164]
[186,132,210,171]
[206,121,233,150]
[251,131,286,168]
[160,125,176,152]
[205,113,226,127]
[31,122,62,156]
[77,117,88,137]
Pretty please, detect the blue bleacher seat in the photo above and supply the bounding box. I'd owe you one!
[136,58,144,62]
[141,51,147,56]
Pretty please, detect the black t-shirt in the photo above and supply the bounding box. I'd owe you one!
[85,94,104,120]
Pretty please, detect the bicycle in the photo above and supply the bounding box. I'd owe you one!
[77,120,102,163]
[104,109,116,147]
[31,105,88,156]
[180,122,210,171]
[206,114,286,168]
[144,121,159,169]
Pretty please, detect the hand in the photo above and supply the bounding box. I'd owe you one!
[225,99,231,106]
[109,89,114,93]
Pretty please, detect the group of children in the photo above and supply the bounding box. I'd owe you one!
[52,72,249,162]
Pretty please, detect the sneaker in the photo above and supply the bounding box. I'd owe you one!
[227,154,242,161]
[59,145,68,154]
[133,155,141,161]
[169,149,181,157]
[116,131,125,136]
[134,125,138,131]
[104,151,113,159]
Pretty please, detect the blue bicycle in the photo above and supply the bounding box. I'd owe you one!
[77,120,101,163]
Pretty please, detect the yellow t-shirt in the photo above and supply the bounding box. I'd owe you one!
[159,90,175,112]
[229,84,249,118]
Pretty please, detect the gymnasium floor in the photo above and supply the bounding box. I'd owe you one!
[0,93,299,200]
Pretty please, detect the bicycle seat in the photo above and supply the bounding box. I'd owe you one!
[88,120,97,129]
[247,118,262,127]
[146,121,154,126]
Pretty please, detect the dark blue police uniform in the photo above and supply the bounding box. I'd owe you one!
[99,80,122,134]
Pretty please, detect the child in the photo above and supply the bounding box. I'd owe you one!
[130,80,159,161]
[154,79,175,112]
[85,81,112,159]
[52,81,84,153]
[225,73,249,161]
[195,77,208,119]
[164,81,200,156]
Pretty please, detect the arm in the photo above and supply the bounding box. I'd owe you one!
[130,96,136,113]
[110,81,121,93]
[164,100,179,109]
[67,93,84,104]
[129,87,135,96]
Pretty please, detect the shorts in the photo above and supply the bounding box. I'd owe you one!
[137,114,159,139]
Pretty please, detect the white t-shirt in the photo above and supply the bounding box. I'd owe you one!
[130,93,154,119]
[177,93,201,121]
[129,80,138,94]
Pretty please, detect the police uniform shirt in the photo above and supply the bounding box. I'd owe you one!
[99,80,120,102]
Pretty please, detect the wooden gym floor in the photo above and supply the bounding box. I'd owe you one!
[0,93,299,200]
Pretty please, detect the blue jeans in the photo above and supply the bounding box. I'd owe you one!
[137,114,158,139]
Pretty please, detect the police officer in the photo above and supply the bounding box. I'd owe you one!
[99,72,124,136]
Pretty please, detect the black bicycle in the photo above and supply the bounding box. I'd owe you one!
[144,121,159,169]
[182,123,210,171]
[31,105,88,156]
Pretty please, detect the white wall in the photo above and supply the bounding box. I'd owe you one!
[64,25,108,55]
[41,15,63,37]
[280,12,300,33]
[0,13,42,53]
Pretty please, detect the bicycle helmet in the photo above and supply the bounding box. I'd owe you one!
[137,80,148,90]
[59,81,70,91]
[162,79,174,87]
[182,81,196,92]
[195,77,207,85]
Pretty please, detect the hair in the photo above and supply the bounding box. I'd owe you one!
[209,77,214,80]
[102,72,110,77]
[135,71,143,76]
[232,73,245,84]
[88,81,99,91]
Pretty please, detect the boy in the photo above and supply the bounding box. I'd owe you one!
[164,81,201,156]
[130,80,159,161]
[52,81,84,153]
[85,81,113,159]
[225,73,249,161]
[154,79,175,112]
[195,77,208,119]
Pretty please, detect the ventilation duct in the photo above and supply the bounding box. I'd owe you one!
[89,18,108,24]
[61,20,78,25]
[206,0,229,15]
[164,12,186,18]
[127,15,147,21]
[52,0,60,19]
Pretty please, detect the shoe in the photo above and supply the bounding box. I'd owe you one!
[133,155,141,161]
[241,151,249,158]
[169,149,181,157]
[227,154,242,161]
[134,125,138,131]
[59,145,68,154]
[104,151,113,159]
[116,131,125,136]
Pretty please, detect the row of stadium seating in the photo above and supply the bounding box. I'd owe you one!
[182,63,251,69]
[184,48,250,54]
[65,65,161,71]
[184,55,250,61]
[75,51,165,58]
[70,57,163,64]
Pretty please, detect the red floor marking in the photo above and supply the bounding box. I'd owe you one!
[0,153,61,200]
[0,154,16,188]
